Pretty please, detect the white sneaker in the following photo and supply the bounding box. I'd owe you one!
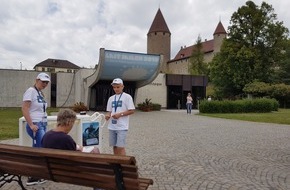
[26,177,47,186]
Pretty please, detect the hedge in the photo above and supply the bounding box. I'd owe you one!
[199,98,279,113]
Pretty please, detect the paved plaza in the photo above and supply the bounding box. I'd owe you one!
[1,110,290,190]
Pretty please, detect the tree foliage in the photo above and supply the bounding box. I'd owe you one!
[210,1,289,98]
[243,81,271,97]
[243,81,290,108]
[274,39,290,84]
[189,35,207,75]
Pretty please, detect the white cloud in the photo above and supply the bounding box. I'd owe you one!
[0,0,289,70]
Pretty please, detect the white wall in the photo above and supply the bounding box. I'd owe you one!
[135,73,167,108]
[0,70,51,107]
[74,68,95,104]
[56,68,95,108]
[56,72,75,107]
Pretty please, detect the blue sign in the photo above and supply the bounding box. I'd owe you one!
[99,50,161,81]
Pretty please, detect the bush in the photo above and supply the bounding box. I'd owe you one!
[152,103,161,111]
[199,98,279,113]
[137,98,161,111]
[71,102,88,113]
[243,82,290,108]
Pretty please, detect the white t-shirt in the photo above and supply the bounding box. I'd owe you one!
[23,87,48,122]
[186,96,193,104]
[106,92,135,130]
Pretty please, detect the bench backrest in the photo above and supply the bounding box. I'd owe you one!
[0,144,150,190]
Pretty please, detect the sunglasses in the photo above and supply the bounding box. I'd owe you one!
[41,81,49,84]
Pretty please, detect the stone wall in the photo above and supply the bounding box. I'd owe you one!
[0,69,51,107]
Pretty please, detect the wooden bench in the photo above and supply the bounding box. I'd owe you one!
[0,144,153,190]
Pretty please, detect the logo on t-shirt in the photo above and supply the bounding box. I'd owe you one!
[112,100,122,108]
[37,95,46,103]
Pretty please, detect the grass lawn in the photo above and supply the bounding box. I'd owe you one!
[199,108,290,125]
[0,107,60,140]
[0,108,23,140]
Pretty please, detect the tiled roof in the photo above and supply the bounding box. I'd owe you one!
[34,58,81,69]
[169,21,226,63]
[148,8,171,34]
[213,21,227,35]
[169,40,214,63]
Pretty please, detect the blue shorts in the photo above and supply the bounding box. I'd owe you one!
[109,130,128,147]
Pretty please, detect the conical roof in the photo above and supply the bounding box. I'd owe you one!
[213,21,226,35]
[148,8,171,34]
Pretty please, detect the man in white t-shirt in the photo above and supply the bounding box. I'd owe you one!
[105,78,135,155]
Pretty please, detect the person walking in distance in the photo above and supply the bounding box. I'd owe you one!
[22,72,50,186]
[105,78,135,155]
[186,93,193,114]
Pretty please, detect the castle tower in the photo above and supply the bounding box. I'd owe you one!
[213,21,227,53]
[147,8,171,73]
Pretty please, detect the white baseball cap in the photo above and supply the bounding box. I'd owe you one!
[111,78,123,85]
[36,73,50,82]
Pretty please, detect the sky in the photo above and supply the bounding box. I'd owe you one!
[0,0,290,70]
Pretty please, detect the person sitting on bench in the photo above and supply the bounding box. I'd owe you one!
[42,108,99,153]
[42,109,101,190]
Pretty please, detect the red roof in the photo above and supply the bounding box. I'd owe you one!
[169,21,226,63]
[169,40,214,62]
[213,21,226,35]
[148,8,171,34]
[34,58,80,69]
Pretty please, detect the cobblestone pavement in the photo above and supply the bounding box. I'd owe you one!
[1,110,290,190]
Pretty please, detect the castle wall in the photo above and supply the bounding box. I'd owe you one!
[214,33,226,53]
[167,52,214,75]
[147,32,171,73]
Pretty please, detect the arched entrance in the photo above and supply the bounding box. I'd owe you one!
[89,80,136,111]
[84,49,162,111]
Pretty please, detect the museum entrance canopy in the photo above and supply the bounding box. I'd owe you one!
[87,48,163,88]
[85,48,163,110]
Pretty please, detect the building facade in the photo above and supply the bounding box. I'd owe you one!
[167,21,227,75]
[34,58,80,73]
[147,8,171,73]
[138,9,226,109]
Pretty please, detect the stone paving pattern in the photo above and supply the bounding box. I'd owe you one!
[1,110,290,190]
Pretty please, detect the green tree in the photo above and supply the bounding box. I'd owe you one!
[274,39,290,84]
[210,1,289,97]
[243,81,271,97]
[189,35,207,75]
[243,81,290,108]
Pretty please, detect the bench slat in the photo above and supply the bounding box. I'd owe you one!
[51,175,117,190]
[51,168,141,188]
[0,159,51,180]
[49,164,139,179]
[52,174,141,190]
[0,144,153,190]
[48,161,139,178]
[139,178,154,190]
[0,144,136,165]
